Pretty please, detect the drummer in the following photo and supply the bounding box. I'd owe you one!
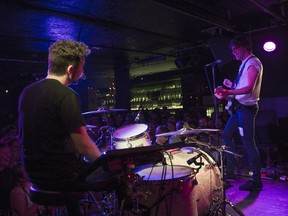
[18,40,110,196]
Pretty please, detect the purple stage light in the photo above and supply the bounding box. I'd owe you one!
[263,41,276,52]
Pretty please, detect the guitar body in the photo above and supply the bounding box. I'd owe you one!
[225,96,236,115]
[215,87,236,115]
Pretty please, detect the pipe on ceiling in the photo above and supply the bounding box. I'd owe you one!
[248,0,287,23]
[153,0,239,34]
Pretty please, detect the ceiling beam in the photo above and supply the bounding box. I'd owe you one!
[154,0,240,34]
[248,0,287,23]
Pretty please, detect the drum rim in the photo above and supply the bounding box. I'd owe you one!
[136,164,193,181]
[113,131,148,142]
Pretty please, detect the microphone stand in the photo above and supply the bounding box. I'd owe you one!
[211,64,219,130]
[210,145,245,216]
[205,63,244,215]
[204,63,219,130]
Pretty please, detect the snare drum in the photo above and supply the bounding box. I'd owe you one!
[112,124,151,149]
[134,147,222,216]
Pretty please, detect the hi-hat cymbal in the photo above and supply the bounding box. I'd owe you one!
[155,128,220,137]
[82,108,127,115]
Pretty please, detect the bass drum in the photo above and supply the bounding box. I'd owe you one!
[134,147,222,216]
[112,124,151,149]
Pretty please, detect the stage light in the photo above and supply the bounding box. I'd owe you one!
[263,41,276,52]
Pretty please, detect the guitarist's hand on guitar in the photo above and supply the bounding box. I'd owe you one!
[214,85,236,115]
[214,86,230,99]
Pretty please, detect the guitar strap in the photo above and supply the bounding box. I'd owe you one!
[233,55,255,88]
[226,55,255,114]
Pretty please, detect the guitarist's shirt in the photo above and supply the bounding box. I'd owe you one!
[235,54,263,106]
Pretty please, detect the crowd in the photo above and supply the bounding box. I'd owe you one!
[84,107,229,147]
[0,124,51,216]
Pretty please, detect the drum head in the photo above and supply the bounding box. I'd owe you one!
[136,165,192,181]
[112,124,148,139]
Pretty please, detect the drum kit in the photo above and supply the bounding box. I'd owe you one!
[82,108,244,216]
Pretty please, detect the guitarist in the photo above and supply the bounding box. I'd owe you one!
[214,36,263,191]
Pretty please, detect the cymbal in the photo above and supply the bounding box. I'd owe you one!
[82,108,127,115]
[186,138,242,157]
[155,128,220,137]
[85,124,97,129]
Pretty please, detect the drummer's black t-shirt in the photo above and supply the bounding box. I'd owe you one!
[18,79,86,191]
[0,167,14,212]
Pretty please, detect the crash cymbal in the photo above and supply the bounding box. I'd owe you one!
[186,138,242,158]
[155,129,185,137]
[82,108,127,115]
[221,149,243,157]
[85,124,97,129]
[155,128,220,137]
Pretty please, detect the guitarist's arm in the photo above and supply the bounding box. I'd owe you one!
[214,65,259,98]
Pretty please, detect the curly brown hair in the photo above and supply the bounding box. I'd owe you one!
[48,40,91,75]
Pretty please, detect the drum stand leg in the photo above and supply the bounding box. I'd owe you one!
[102,191,120,216]
[210,147,245,216]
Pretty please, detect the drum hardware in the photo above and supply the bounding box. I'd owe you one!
[208,145,245,216]
[213,186,222,192]
[127,139,133,148]
[186,138,245,215]
[101,191,120,216]
[83,106,126,151]
[179,173,194,183]
[82,108,127,115]
[205,163,214,170]
[187,152,203,165]
[80,191,103,214]
[156,127,220,137]
[187,153,204,175]
[95,132,108,151]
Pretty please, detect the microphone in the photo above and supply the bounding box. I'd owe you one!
[187,153,203,165]
[135,111,141,123]
[80,73,87,80]
[205,59,222,67]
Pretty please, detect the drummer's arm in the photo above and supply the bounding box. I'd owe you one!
[70,126,102,162]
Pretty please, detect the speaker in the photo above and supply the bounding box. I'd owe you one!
[207,36,240,81]
[208,36,233,66]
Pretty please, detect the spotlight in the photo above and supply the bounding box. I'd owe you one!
[263,41,276,52]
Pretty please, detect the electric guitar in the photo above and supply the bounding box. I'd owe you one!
[215,87,236,115]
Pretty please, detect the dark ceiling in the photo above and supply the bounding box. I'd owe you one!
[0,0,288,88]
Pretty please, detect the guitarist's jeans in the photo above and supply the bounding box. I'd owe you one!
[222,102,262,182]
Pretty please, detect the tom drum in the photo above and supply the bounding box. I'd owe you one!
[112,124,151,149]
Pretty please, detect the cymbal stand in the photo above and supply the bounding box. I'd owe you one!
[101,111,115,150]
[95,130,107,151]
[210,145,244,216]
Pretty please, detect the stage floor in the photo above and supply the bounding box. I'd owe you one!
[226,175,288,216]
[84,174,288,216]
